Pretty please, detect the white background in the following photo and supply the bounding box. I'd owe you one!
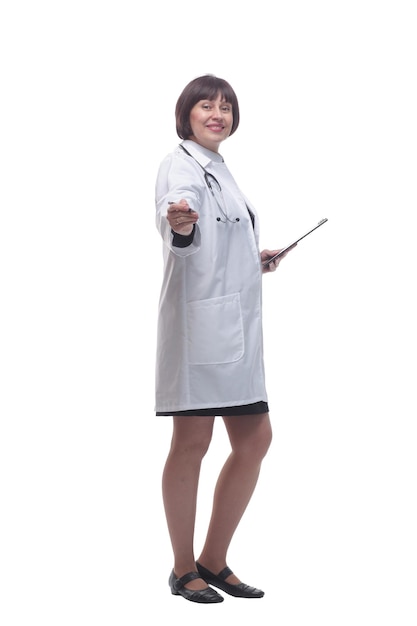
[1,1,416,624]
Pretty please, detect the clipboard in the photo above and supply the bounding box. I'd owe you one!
[262,218,328,267]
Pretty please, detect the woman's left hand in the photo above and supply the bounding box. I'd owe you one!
[261,245,296,274]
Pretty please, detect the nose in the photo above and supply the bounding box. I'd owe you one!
[211,105,224,119]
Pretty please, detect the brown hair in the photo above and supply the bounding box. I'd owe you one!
[175,74,240,140]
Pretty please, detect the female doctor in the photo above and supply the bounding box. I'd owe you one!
[154,75,293,603]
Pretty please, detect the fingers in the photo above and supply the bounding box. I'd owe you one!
[263,258,280,273]
[261,243,297,273]
[261,247,290,274]
[261,249,279,272]
[166,200,198,233]
[167,199,189,212]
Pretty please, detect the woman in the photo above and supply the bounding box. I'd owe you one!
[154,75,293,603]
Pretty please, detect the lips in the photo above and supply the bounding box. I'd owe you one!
[206,125,225,132]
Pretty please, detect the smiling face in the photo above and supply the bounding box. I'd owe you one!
[188,94,233,152]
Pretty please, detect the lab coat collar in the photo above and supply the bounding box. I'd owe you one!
[181,140,224,168]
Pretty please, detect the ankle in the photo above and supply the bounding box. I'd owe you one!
[197,556,225,574]
[173,561,198,579]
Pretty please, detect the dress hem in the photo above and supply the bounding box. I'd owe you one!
[156,401,269,417]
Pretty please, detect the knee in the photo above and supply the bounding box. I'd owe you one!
[252,423,273,461]
[232,419,273,463]
[171,431,213,461]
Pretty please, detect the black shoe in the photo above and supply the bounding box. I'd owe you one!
[196,562,264,598]
[169,570,224,603]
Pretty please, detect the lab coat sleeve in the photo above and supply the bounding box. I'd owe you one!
[155,152,203,257]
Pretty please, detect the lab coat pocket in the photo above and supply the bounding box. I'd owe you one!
[187,293,244,365]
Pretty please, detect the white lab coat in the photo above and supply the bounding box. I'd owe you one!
[154,140,268,413]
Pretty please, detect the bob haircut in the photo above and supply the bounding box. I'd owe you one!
[175,74,240,140]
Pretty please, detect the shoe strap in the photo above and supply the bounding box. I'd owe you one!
[217,566,233,581]
[174,571,201,591]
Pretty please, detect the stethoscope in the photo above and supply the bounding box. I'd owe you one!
[179,144,240,223]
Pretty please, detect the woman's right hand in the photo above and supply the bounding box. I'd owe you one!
[166,199,199,235]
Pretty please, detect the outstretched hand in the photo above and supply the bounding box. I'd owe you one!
[166,199,199,236]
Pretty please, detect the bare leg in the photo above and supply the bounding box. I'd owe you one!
[197,412,272,583]
[162,416,215,590]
